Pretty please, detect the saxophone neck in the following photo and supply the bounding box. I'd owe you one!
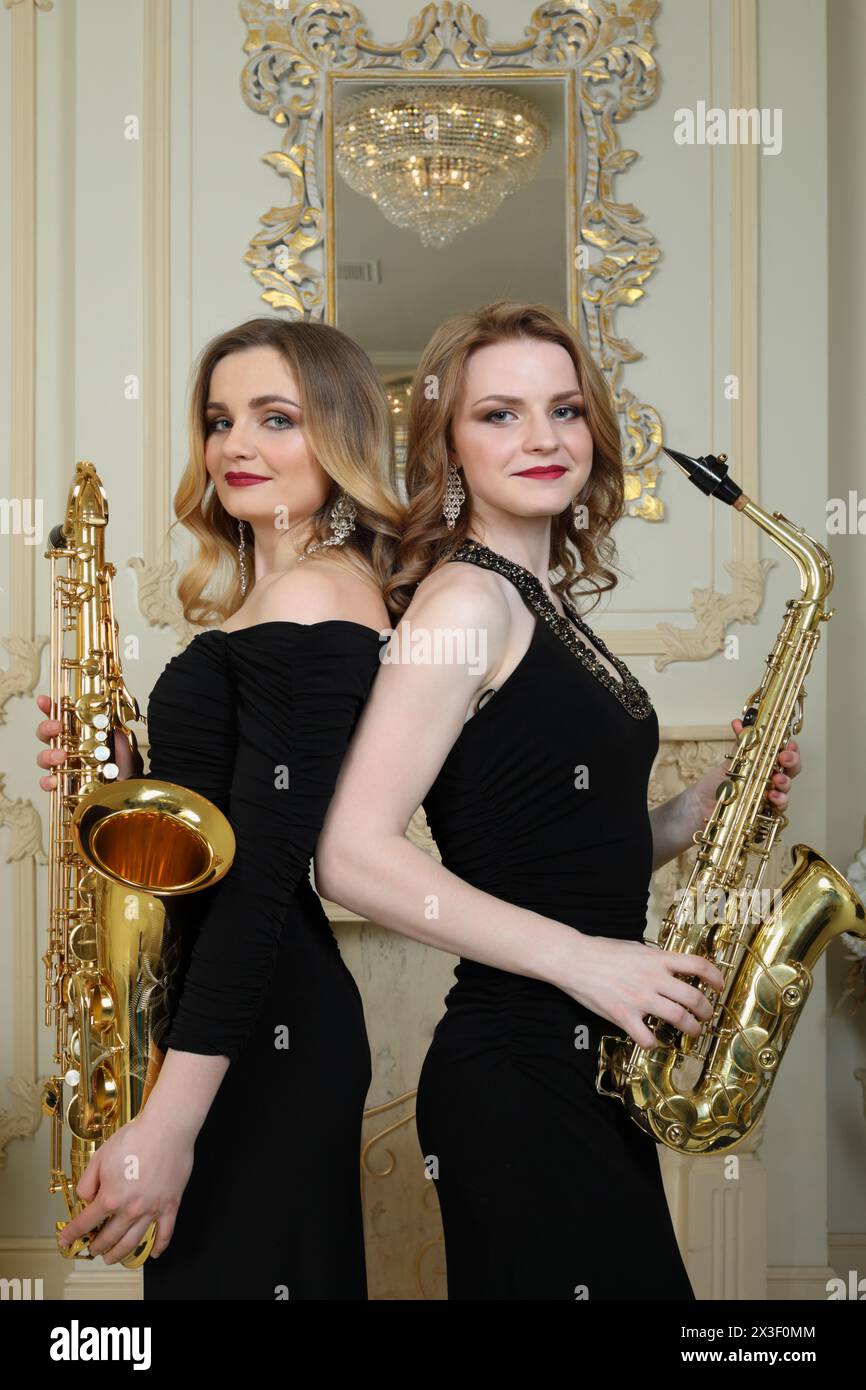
[663,447,834,608]
[735,492,834,608]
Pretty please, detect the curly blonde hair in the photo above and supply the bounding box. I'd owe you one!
[170,316,404,626]
[386,299,627,619]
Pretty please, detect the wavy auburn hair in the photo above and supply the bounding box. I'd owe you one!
[387,299,627,619]
[170,316,403,627]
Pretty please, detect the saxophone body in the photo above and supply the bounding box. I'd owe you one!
[596,449,866,1154]
[41,462,236,1266]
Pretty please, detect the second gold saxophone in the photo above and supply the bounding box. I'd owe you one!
[596,448,866,1154]
[41,462,236,1267]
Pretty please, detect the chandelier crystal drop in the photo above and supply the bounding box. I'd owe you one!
[334,85,550,249]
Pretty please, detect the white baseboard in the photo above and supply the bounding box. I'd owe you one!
[63,1264,142,1300]
[767,1261,858,1301]
[3,1235,863,1301]
[0,1239,142,1300]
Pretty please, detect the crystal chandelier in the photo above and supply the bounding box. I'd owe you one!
[334,85,550,249]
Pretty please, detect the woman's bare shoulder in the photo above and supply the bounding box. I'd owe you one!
[410,557,511,627]
[231,560,388,632]
[398,560,512,689]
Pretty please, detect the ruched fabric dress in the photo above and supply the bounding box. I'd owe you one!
[415,541,696,1301]
[139,620,385,1301]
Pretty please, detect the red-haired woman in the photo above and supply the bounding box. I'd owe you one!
[317,300,800,1301]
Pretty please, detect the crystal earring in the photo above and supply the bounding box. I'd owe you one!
[442,460,465,530]
[298,489,357,562]
[237,518,248,596]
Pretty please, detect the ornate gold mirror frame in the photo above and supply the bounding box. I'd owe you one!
[239,0,664,520]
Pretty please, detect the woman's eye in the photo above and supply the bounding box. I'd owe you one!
[482,405,583,424]
[206,413,293,433]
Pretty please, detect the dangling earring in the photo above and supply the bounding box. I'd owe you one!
[237,519,248,596]
[442,460,465,530]
[298,489,357,562]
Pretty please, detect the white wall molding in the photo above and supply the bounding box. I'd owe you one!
[0,0,55,1173]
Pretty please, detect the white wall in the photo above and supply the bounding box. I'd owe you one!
[826,0,866,1239]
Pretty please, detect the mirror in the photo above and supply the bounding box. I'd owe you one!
[327,75,572,464]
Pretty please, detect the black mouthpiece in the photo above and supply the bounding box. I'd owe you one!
[48,524,67,548]
[662,447,742,506]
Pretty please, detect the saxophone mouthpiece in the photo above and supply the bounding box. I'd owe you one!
[662,447,743,507]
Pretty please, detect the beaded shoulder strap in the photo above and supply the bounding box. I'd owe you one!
[446,538,654,721]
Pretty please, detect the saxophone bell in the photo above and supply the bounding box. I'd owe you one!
[72,778,236,897]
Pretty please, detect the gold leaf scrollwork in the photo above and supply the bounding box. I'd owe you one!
[362,1089,418,1179]
[361,1089,447,1298]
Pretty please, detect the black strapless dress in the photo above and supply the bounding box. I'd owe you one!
[416,541,696,1301]
[138,620,385,1301]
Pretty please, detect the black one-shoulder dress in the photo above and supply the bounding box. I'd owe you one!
[416,541,696,1301]
[139,620,385,1301]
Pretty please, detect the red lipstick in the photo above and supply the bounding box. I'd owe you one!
[514,466,568,479]
[225,472,270,487]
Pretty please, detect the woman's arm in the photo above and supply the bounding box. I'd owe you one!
[317,569,586,988]
[158,569,385,1067]
[649,787,700,872]
[316,571,724,1018]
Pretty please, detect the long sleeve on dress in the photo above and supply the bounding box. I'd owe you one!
[160,622,382,1064]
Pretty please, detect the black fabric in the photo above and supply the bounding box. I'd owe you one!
[140,620,383,1301]
[417,583,697,1301]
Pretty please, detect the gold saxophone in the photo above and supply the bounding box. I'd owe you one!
[41,461,236,1266]
[596,448,866,1154]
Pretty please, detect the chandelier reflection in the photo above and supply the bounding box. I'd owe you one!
[334,85,550,249]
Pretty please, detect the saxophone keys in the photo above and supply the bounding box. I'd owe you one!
[79,654,102,679]
[56,1223,83,1260]
[41,1077,62,1117]
[75,692,108,723]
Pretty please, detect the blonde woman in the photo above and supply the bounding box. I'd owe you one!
[35,317,402,1299]
[316,301,800,1300]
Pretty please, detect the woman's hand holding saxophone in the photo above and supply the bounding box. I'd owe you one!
[688,717,802,831]
[35,692,143,789]
[55,1105,195,1264]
